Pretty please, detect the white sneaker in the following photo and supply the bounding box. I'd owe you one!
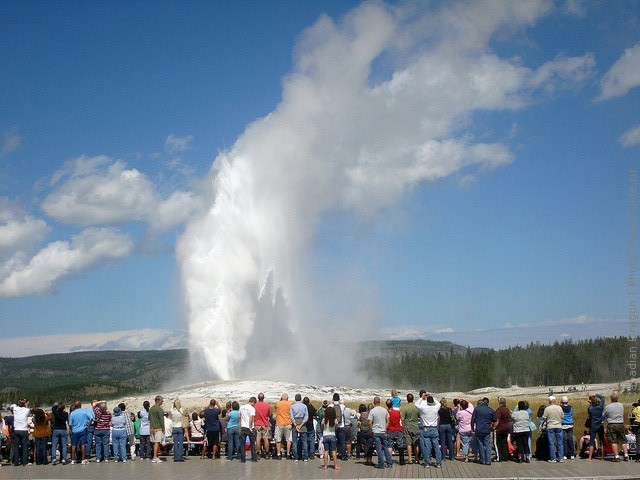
[81,460,89,465]
[70,460,76,465]
[151,458,162,463]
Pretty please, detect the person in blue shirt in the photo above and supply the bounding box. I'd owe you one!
[470,398,496,465]
[68,401,93,465]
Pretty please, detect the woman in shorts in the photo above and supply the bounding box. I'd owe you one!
[321,406,340,470]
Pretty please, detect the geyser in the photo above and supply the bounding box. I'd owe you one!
[177,1,584,380]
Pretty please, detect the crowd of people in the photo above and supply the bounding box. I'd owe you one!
[0,388,636,470]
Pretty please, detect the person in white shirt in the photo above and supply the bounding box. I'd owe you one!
[415,392,442,468]
[239,397,257,462]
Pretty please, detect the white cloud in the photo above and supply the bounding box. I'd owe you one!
[0,328,187,357]
[165,134,194,154]
[0,227,133,298]
[1,127,23,157]
[42,155,197,231]
[621,124,640,148]
[563,0,588,18]
[0,199,50,257]
[598,42,640,101]
[435,327,454,334]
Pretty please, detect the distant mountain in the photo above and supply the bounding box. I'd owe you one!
[0,349,189,406]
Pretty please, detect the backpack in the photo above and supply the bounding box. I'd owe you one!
[449,408,457,427]
[359,412,370,433]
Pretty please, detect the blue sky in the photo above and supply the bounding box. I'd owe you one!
[1,0,639,373]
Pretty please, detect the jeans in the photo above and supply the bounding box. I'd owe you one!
[139,435,151,459]
[171,427,184,461]
[13,430,29,466]
[547,428,564,461]
[438,423,454,460]
[373,432,393,467]
[419,427,441,466]
[226,426,240,460]
[562,427,575,458]
[112,429,127,461]
[35,437,49,464]
[356,431,373,458]
[239,427,256,462]
[94,429,110,461]
[460,432,473,455]
[292,427,308,460]
[303,429,316,458]
[475,432,492,464]
[87,426,95,455]
[336,426,347,460]
[52,429,68,462]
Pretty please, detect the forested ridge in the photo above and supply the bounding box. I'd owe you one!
[0,337,632,406]
[361,337,634,391]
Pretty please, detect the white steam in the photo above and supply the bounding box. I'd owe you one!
[177,1,594,381]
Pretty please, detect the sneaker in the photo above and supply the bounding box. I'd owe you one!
[123,459,128,463]
[104,459,109,463]
[96,460,102,463]
[303,459,308,462]
[61,460,67,465]
[70,460,76,465]
[151,458,162,463]
[293,459,298,463]
[81,460,89,465]
[558,459,564,463]
[548,459,556,463]
[435,464,442,468]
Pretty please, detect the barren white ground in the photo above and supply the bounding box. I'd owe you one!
[113,378,637,413]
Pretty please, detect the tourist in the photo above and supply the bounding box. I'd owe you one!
[12,400,30,466]
[391,389,402,410]
[401,393,421,464]
[603,391,629,461]
[93,401,111,463]
[32,406,52,465]
[111,406,128,462]
[356,403,373,463]
[290,393,309,462]
[416,392,442,468]
[189,411,205,456]
[274,393,292,459]
[456,399,474,462]
[471,397,495,465]
[170,399,187,462]
[494,397,512,462]
[150,395,165,463]
[587,392,605,461]
[117,403,136,460]
[452,398,461,458]
[321,405,340,470]
[138,401,152,460]
[560,396,575,460]
[543,396,564,463]
[332,393,348,461]
[386,398,405,464]
[437,398,455,461]
[203,398,223,460]
[51,402,69,465]
[369,396,393,469]
[68,400,91,465]
[511,400,531,463]
[303,397,317,459]
[239,397,257,462]
[225,401,240,460]
[254,392,272,459]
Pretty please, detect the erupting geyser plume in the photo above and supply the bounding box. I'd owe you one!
[177,1,592,381]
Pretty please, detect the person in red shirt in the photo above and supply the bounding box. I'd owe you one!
[386,398,405,465]
[254,393,272,459]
